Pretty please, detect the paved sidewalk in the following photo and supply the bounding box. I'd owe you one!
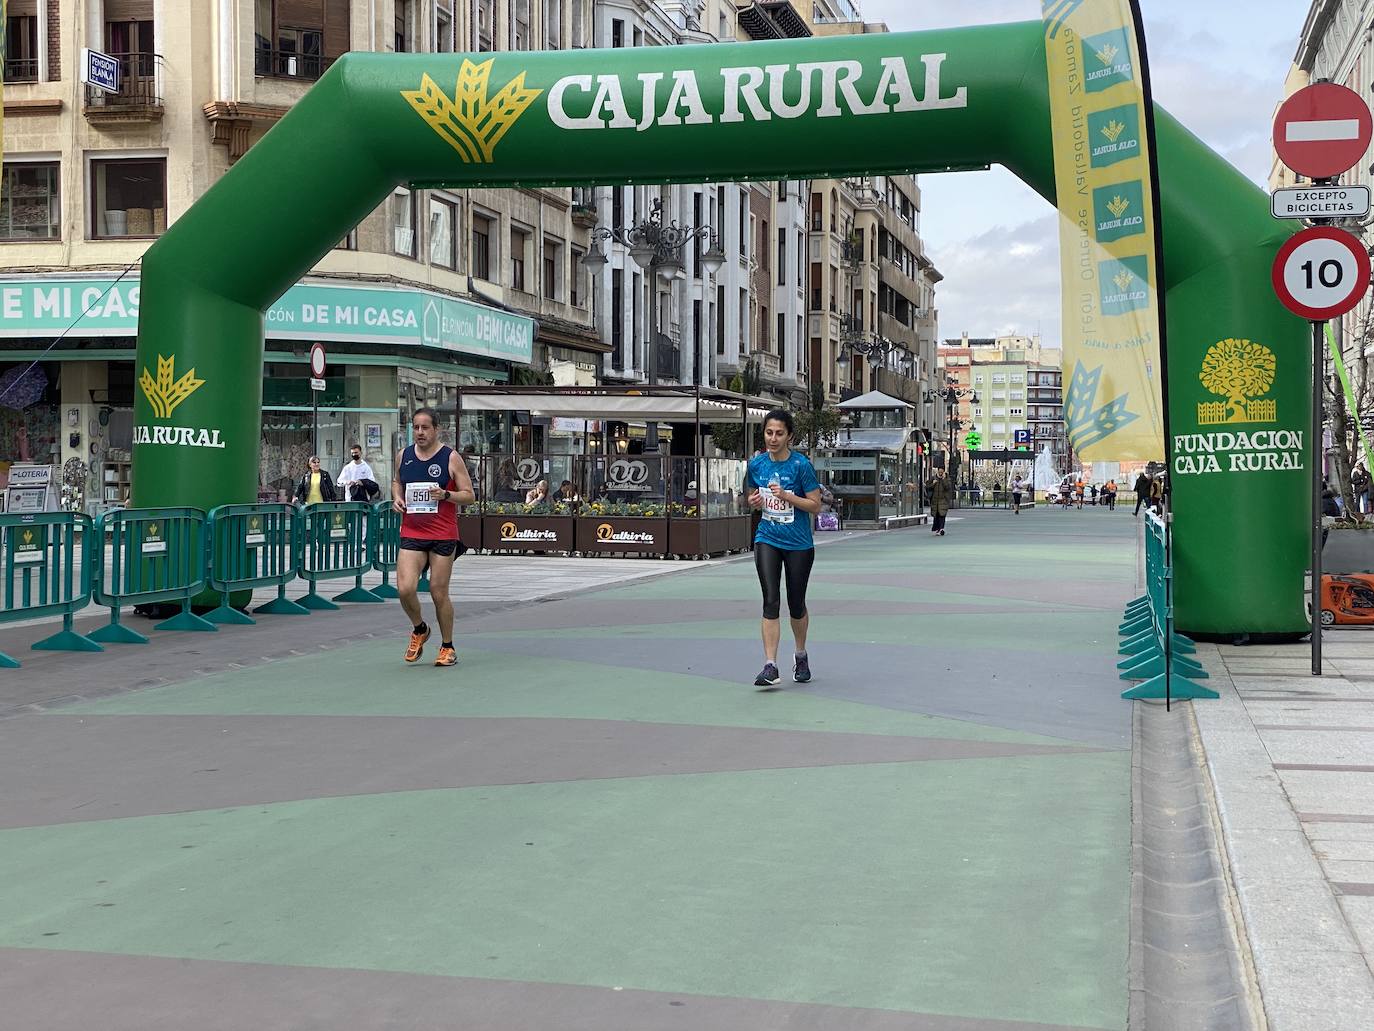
[1192,634,1374,1030]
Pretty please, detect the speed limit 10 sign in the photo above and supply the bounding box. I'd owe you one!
[1272,226,1372,321]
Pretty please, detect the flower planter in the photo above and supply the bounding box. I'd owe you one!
[482,515,574,553]
[576,516,667,555]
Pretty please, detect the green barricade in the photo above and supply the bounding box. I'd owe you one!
[206,504,307,623]
[1119,511,1216,701]
[0,512,101,667]
[297,502,382,609]
[92,507,216,643]
[370,502,402,599]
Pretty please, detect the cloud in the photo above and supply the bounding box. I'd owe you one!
[860,0,1039,31]
[925,214,1063,344]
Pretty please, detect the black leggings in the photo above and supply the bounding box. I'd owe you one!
[754,542,815,621]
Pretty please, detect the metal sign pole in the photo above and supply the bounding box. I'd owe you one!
[1313,319,1324,676]
[313,388,319,459]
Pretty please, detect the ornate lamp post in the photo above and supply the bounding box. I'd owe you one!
[924,377,979,481]
[580,198,725,450]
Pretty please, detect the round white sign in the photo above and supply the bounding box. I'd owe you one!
[1272,227,1371,321]
[309,342,327,378]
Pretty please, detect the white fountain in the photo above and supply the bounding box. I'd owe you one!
[1032,444,1060,491]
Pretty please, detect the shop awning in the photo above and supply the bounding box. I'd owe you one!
[456,386,775,423]
[836,390,914,411]
[829,427,913,453]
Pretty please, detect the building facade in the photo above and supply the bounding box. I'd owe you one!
[0,0,604,508]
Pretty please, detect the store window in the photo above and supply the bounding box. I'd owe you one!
[429,195,459,270]
[392,188,417,259]
[0,162,60,241]
[0,362,61,494]
[90,157,166,239]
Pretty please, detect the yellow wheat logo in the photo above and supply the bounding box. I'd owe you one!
[1107,196,1131,219]
[22,530,33,545]
[1094,43,1119,65]
[1199,338,1277,425]
[1101,119,1126,143]
[1112,269,1134,292]
[148,523,160,537]
[402,60,542,164]
[139,355,205,420]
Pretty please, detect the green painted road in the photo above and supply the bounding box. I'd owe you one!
[0,507,1139,1030]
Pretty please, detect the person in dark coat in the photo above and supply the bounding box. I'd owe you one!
[291,456,337,505]
[927,468,953,536]
[1132,471,1151,516]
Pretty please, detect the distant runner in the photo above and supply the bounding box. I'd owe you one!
[392,407,475,667]
[745,410,824,689]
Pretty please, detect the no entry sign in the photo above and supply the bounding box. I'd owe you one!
[1274,83,1373,180]
[1272,227,1371,320]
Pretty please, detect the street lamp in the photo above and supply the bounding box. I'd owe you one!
[924,377,979,482]
[581,197,724,449]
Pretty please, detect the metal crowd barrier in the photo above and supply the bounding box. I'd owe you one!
[92,507,215,643]
[0,512,101,667]
[369,502,401,599]
[1118,510,1216,701]
[297,502,382,608]
[206,504,306,622]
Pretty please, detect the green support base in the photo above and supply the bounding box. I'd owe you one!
[206,604,256,626]
[0,651,21,668]
[156,609,219,632]
[31,629,104,653]
[89,621,149,645]
[333,584,384,604]
[371,583,399,599]
[1171,633,1197,654]
[1118,648,1158,670]
[1119,617,1152,635]
[1122,674,1220,700]
[1120,654,1209,681]
[1119,631,1157,656]
[254,595,311,616]
[1123,598,1149,614]
[298,591,340,611]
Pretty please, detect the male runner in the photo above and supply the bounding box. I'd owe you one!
[392,407,475,666]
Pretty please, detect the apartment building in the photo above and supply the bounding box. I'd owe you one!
[734,0,941,445]
[0,1,602,507]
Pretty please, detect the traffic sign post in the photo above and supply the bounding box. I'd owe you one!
[1273,82,1373,181]
[1272,228,1372,677]
[308,343,327,456]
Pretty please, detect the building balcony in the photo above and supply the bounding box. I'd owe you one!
[570,203,599,229]
[255,46,333,82]
[750,349,781,378]
[83,53,165,124]
[4,58,38,83]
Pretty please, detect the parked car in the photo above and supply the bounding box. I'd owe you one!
[1320,573,1374,626]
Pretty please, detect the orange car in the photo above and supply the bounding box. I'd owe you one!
[1321,574,1374,626]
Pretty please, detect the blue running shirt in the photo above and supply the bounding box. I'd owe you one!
[747,451,820,551]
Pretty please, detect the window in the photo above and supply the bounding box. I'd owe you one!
[434,0,455,52]
[0,162,60,241]
[612,268,624,366]
[760,219,769,271]
[4,4,38,82]
[476,0,495,50]
[570,247,585,307]
[392,188,417,258]
[543,237,561,300]
[693,300,703,383]
[777,227,786,285]
[544,0,561,49]
[777,313,786,361]
[334,226,357,251]
[716,285,726,356]
[105,12,155,81]
[429,195,458,269]
[692,193,702,278]
[472,211,494,280]
[973,374,984,383]
[810,192,822,232]
[90,157,166,239]
[572,0,585,48]
[777,180,788,200]
[612,186,623,229]
[739,192,749,256]
[394,0,416,52]
[1010,373,1025,382]
[512,0,530,50]
[612,19,624,48]
[992,373,1007,383]
[992,423,1007,434]
[991,407,1006,417]
[1010,408,1024,416]
[511,227,530,291]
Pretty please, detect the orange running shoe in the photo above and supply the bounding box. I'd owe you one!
[404,625,431,663]
[434,644,457,667]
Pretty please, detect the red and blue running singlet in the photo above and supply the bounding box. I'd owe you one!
[398,444,459,541]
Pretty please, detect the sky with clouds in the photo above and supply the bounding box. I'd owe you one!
[855,0,1311,346]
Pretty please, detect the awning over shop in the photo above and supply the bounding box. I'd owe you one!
[830,427,912,453]
[456,386,775,423]
[836,390,914,411]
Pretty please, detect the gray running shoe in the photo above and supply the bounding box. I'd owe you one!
[754,663,781,688]
[793,654,812,683]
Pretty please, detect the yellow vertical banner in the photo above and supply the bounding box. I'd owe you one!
[1042,0,1166,461]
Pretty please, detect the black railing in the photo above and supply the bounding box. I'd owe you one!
[83,53,164,108]
[4,58,39,82]
[254,47,330,80]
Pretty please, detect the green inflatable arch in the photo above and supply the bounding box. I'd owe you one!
[132,21,1304,635]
